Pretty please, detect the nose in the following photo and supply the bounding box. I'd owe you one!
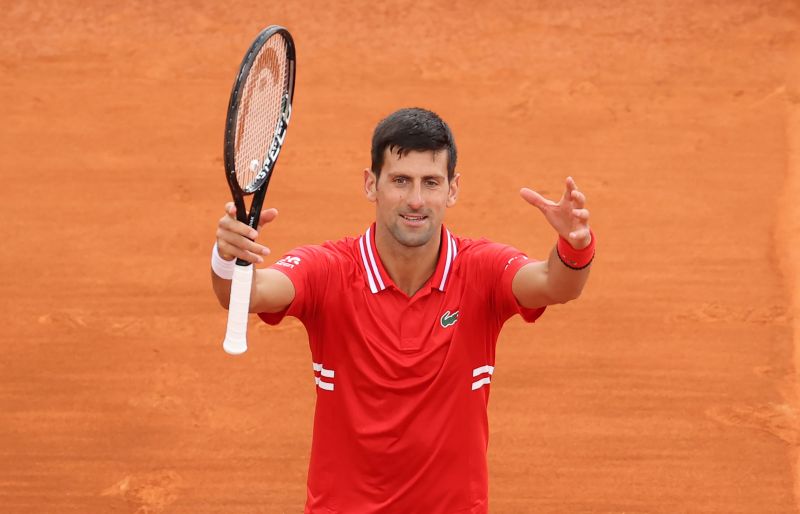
[407,182,424,210]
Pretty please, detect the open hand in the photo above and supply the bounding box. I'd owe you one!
[520,177,591,249]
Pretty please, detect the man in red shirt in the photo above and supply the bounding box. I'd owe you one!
[211,108,594,513]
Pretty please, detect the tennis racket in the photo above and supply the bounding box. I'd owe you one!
[222,26,296,355]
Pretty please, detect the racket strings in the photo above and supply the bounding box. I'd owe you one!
[234,35,290,192]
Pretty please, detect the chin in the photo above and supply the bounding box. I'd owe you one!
[390,224,436,248]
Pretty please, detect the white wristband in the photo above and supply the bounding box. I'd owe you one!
[211,242,236,280]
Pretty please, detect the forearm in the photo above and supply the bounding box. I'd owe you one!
[543,242,592,303]
[211,271,234,309]
[512,232,594,308]
[211,265,294,313]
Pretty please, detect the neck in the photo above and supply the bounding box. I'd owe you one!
[374,224,441,297]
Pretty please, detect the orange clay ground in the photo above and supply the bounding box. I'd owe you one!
[2,1,799,512]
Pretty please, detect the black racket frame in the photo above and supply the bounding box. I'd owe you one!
[223,25,296,266]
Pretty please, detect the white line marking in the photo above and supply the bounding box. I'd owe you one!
[471,377,491,391]
[472,365,495,377]
[439,231,453,290]
[314,377,334,391]
[365,226,385,291]
[358,236,378,294]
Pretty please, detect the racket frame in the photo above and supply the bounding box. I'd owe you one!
[223,25,296,267]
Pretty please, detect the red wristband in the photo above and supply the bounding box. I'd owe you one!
[556,230,595,270]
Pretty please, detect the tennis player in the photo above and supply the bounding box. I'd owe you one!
[211,107,594,513]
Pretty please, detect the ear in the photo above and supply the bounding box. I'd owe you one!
[446,173,460,208]
[364,168,377,202]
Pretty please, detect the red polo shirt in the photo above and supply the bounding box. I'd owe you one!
[259,224,545,514]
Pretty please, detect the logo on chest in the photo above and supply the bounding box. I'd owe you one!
[440,310,460,328]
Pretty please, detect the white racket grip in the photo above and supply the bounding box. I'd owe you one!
[222,263,254,355]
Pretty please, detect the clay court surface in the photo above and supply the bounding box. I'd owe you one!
[2,0,800,512]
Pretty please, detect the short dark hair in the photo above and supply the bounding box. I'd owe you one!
[370,107,457,181]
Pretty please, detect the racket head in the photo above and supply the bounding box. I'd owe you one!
[223,26,296,224]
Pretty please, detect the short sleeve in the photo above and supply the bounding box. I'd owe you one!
[469,243,545,325]
[257,245,331,325]
[496,249,546,324]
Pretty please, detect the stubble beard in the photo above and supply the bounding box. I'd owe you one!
[387,217,437,248]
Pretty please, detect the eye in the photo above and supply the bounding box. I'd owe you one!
[425,179,440,187]
[393,177,408,185]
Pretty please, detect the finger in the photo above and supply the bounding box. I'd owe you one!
[218,241,265,264]
[556,177,576,205]
[568,227,592,242]
[572,208,590,221]
[217,229,270,261]
[225,202,236,218]
[570,190,586,207]
[566,176,578,191]
[216,235,264,263]
[520,187,555,210]
[217,226,270,254]
[258,208,279,228]
[565,176,578,198]
[219,214,259,240]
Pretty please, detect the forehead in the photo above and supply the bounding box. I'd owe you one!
[381,147,448,177]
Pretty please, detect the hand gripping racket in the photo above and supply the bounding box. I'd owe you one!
[222,26,296,355]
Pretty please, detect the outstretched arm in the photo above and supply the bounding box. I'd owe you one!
[211,202,295,313]
[512,177,594,308]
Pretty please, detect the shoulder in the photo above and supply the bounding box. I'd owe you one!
[274,235,361,272]
[320,235,360,259]
[452,235,501,253]
[450,235,532,276]
[451,235,522,262]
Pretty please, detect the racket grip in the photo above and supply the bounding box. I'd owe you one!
[222,263,254,355]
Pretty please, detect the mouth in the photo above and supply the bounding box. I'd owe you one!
[399,213,428,226]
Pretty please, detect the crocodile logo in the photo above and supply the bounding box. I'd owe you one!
[440,310,459,328]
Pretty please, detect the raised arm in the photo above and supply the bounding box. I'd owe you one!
[512,177,594,308]
[211,202,295,313]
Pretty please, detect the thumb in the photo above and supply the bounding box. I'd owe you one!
[519,188,553,211]
[258,207,279,228]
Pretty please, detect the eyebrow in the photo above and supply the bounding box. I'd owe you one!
[388,172,445,180]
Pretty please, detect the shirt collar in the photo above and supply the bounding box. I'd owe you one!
[357,223,458,294]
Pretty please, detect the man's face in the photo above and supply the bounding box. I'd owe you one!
[365,147,459,249]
